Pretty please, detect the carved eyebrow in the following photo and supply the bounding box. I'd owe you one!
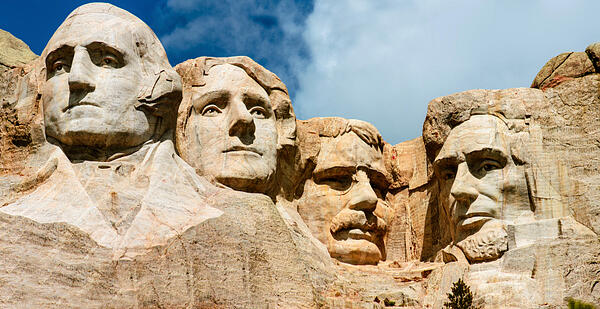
[192,90,230,112]
[85,42,126,65]
[242,91,270,106]
[366,169,390,190]
[433,153,461,169]
[242,91,272,116]
[313,166,356,181]
[87,41,125,53]
[465,148,508,166]
[45,45,73,66]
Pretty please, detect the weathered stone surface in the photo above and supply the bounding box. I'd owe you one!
[0,4,336,307]
[0,189,336,308]
[531,51,595,90]
[0,28,37,70]
[420,80,600,306]
[2,3,600,308]
[382,137,435,263]
[175,56,296,198]
[293,117,393,265]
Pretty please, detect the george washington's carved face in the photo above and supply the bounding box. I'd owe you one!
[297,131,391,265]
[42,12,155,149]
[434,115,533,261]
[180,64,278,193]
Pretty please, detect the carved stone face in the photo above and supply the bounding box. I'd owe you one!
[297,132,391,265]
[434,115,533,261]
[42,12,151,149]
[181,64,278,193]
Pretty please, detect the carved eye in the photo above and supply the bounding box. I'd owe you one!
[437,166,456,181]
[479,160,502,173]
[51,60,69,73]
[318,175,352,191]
[102,53,118,68]
[249,106,267,119]
[373,187,386,199]
[201,104,222,116]
[442,170,455,180]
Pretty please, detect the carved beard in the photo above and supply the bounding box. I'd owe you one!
[456,223,508,263]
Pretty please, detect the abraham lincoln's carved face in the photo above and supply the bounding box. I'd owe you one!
[434,115,533,262]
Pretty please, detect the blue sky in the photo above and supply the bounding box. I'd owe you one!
[3,0,600,144]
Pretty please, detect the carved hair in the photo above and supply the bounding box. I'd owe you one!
[293,117,388,199]
[422,89,538,164]
[302,117,385,152]
[175,56,296,150]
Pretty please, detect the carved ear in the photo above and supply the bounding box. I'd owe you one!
[137,69,182,105]
[135,70,183,135]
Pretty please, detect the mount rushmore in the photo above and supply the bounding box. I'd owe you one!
[0,3,598,308]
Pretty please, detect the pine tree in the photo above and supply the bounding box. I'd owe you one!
[567,298,596,309]
[444,278,476,309]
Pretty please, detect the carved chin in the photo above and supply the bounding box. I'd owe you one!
[215,169,275,194]
[456,225,508,263]
[328,239,382,265]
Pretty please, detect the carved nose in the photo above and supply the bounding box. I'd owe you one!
[228,100,255,137]
[68,46,96,92]
[348,171,378,213]
[450,162,478,205]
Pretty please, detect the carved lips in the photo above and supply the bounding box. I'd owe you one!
[329,208,387,244]
[222,145,262,156]
[456,212,494,231]
[64,101,100,112]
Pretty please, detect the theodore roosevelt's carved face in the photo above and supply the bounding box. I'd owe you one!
[180,64,278,193]
[297,131,391,265]
[434,115,533,261]
[42,12,154,149]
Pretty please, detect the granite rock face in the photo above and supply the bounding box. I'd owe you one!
[418,71,600,306]
[1,3,599,308]
[0,29,37,70]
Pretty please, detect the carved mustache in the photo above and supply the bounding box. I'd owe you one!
[330,208,387,236]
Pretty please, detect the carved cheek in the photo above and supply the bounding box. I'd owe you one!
[500,164,530,213]
[298,181,342,243]
[42,76,69,113]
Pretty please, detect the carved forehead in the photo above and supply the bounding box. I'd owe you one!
[196,64,270,102]
[45,14,135,54]
[435,115,511,162]
[42,4,155,60]
[206,64,266,89]
[314,132,385,175]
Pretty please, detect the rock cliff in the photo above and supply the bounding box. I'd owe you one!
[0,4,598,308]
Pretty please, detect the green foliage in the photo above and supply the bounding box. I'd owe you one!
[444,278,477,309]
[383,298,396,306]
[567,298,596,309]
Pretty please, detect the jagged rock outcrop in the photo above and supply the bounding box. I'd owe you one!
[0,29,36,70]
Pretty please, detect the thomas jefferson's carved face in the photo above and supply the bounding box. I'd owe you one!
[434,115,533,261]
[181,64,278,193]
[42,13,152,149]
[297,132,391,265]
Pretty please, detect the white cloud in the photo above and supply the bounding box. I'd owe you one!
[159,0,311,94]
[294,0,600,144]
